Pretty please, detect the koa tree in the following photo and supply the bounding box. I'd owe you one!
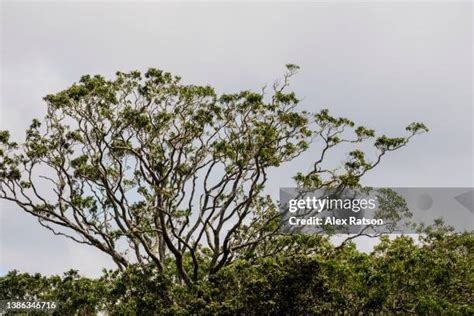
[0,65,427,286]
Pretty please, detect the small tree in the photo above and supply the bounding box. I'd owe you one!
[0,65,427,285]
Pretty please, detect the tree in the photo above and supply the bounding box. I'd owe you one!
[0,65,428,286]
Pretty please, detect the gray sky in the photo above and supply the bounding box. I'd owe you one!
[0,1,472,276]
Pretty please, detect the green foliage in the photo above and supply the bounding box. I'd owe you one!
[0,270,106,315]
[1,231,472,315]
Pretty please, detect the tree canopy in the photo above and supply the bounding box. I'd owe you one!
[1,229,472,314]
[0,65,429,290]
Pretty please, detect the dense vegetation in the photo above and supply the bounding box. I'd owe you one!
[2,228,472,315]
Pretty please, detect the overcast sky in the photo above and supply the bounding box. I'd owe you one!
[1,1,472,276]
